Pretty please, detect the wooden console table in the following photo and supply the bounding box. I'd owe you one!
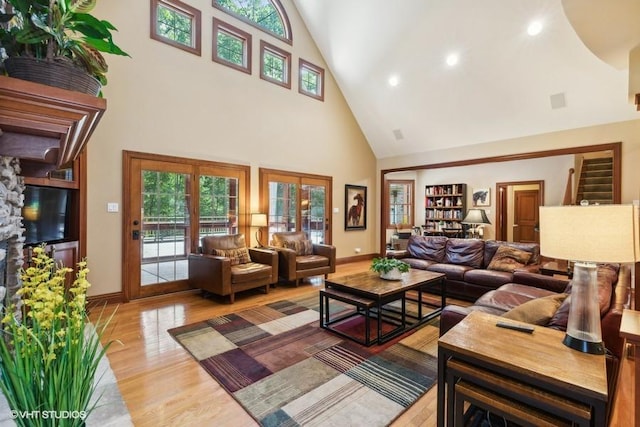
[437,311,608,427]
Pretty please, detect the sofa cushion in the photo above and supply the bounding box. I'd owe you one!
[271,231,307,247]
[463,269,513,287]
[202,233,248,254]
[296,254,329,270]
[483,240,540,268]
[283,239,313,255]
[214,247,251,265]
[402,258,437,270]
[444,238,484,268]
[487,245,532,272]
[428,263,473,281]
[407,235,447,262]
[474,284,557,313]
[502,293,568,325]
[230,262,272,284]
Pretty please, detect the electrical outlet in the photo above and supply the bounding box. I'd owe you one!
[354,248,361,254]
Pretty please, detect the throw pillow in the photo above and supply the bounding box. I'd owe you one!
[487,245,532,272]
[502,293,568,325]
[283,239,313,256]
[214,247,251,265]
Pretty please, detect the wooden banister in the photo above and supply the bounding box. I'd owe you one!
[563,168,575,205]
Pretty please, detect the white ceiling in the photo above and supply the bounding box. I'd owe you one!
[292,0,640,159]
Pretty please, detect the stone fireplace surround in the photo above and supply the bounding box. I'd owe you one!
[0,156,24,314]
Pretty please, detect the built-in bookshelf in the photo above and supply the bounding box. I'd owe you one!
[424,183,467,231]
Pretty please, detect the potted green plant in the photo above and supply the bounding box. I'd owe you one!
[371,257,410,280]
[0,246,115,427]
[0,0,129,95]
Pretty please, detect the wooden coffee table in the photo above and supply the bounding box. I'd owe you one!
[320,269,445,345]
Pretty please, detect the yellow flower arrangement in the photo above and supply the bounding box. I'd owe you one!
[0,246,115,427]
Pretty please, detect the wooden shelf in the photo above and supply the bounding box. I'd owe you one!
[425,183,466,229]
[0,76,106,177]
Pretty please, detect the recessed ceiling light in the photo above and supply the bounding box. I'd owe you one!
[527,20,543,36]
[446,53,459,67]
[388,75,399,87]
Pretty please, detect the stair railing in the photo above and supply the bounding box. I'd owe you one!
[562,168,575,205]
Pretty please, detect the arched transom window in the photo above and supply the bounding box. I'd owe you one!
[213,0,292,43]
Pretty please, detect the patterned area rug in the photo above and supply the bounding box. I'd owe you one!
[168,294,440,426]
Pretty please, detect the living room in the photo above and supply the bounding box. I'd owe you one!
[1,0,639,425]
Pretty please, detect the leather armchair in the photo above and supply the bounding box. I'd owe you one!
[270,231,336,286]
[188,234,278,303]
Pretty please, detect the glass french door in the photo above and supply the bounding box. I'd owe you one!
[123,153,250,300]
[261,169,332,245]
[125,158,194,299]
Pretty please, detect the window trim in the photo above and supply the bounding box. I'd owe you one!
[212,0,293,45]
[259,40,291,89]
[150,0,202,56]
[385,179,415,229]
[298,58,325,101]
[212,18,252,74]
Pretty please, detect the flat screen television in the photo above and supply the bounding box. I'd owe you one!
[22,185,76,246]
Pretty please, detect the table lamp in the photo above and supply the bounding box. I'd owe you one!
[250,213,268,247]
[539,205,639,354]
[461,209,491,238]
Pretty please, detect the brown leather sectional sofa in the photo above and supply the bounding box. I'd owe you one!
[399,235,541,301]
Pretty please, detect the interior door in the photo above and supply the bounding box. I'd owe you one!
[124,157,194,299]
[513,189,539,243]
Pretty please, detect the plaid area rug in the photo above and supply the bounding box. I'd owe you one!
[168,294,440,426]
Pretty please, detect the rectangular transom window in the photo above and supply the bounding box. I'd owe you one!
[213,18,251,74]
[150,0,202,56]
[260,40,291,89]
[299,59,324,101]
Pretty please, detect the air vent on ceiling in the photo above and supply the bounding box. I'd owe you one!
[392,129,404,140]
[550,92,567,109]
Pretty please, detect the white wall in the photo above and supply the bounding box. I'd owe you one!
[87,0,377,296]
[378,119,640,244]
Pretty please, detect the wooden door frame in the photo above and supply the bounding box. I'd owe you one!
[122,151,251,301]
[259,168,333,244]
[495,180,544,242]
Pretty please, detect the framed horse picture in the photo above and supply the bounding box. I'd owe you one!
[472,188,491,207]
[345,184,367,230]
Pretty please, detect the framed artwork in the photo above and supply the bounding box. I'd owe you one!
[345,184,367,230]
[472,188,491,207]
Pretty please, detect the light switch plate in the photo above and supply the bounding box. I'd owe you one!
[107,202,119,213]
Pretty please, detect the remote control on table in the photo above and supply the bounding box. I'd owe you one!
[495,321,534,333]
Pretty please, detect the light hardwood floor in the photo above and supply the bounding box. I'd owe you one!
[94,261,633,426]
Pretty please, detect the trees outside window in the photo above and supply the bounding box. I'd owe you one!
[260,40,291,89]
[213,0,292,44]
[386,180,414,229]
[151,0,202,55]
[299,59,324,101]
[213,18,252,74]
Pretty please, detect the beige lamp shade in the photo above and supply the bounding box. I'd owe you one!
[461,209,491,225]
[539,205,640,263]
[250,213,268,227]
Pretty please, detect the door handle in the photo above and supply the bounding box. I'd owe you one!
[132,230,140,240]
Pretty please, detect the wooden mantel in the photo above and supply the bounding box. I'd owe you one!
[0,75,106,177]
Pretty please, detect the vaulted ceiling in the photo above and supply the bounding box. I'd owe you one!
[293,0,640,159]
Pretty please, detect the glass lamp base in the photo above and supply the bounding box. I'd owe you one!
[563,334,605,355]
